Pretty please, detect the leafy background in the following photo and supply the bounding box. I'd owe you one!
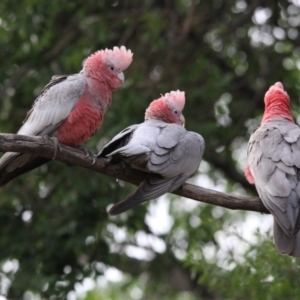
[0,0,300,299]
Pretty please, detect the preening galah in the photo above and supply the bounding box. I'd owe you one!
[99,90,205,215]
[246,82,300,257]
[0,46,133,188]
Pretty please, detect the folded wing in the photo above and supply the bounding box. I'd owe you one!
[248,119,300,256]
[0,74,86,188]
[102,120,205,215]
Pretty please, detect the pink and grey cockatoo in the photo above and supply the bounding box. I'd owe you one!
[0,46,133,188]
[99,90,205,215]
[245,82,300,257]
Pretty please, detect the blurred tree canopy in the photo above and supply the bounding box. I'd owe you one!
[1,0,300,299]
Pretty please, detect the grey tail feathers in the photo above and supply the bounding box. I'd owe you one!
[109,173,189,215]
[0,156,50,189]
[273,221,300,257]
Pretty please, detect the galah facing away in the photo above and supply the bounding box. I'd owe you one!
[246,82,300,257]
[99,90,205,215]
[0,46,133,188]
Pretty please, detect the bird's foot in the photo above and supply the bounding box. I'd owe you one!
[101,157,128,170]
[42,136,61,159]
[114,160,130,172]
[77,145,97,165]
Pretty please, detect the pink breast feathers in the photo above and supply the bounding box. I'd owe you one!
[55,97,103,147]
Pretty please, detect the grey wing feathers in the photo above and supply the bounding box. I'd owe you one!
[22,75,69,124]
[18,73,86,136]
[148,129,205,178]
[97,125,139,158]
[0,73,86,188]
[105,122,205,215]
[248,119,300,256]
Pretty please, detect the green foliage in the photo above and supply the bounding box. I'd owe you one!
[194,233,300,300]
[0,0,300,299]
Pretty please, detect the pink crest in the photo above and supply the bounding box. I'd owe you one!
[101,46,133,71]
[145,90,186,122]
[163,90,185,110]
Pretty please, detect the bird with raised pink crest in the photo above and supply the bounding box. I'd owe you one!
[99,90,205,215]
[0,46,133,188]
[246,82,300,257]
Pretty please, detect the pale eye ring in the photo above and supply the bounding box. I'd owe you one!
[109,65,115,71]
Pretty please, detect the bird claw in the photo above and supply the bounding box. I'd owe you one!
[43,135,61,159]
[77,145,97,165]
[91,156,97,165]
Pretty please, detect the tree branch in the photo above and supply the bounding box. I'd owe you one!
[0,134,269,214]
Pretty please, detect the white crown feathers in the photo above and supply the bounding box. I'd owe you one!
[163,90,185,110]
[101,46,133,71]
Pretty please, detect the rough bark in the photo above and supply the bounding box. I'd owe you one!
[0,133,269,214]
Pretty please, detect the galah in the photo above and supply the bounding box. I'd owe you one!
[245,82,300,257]
[0,46,133,188]
[99,90,205,215]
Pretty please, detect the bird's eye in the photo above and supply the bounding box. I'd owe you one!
[109,66,115,71]
[174,110,178,114]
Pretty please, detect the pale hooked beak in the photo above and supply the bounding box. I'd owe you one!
[117,72,125,82]
[180,115,185,127]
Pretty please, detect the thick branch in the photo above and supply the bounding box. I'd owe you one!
[0,134,269,214]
